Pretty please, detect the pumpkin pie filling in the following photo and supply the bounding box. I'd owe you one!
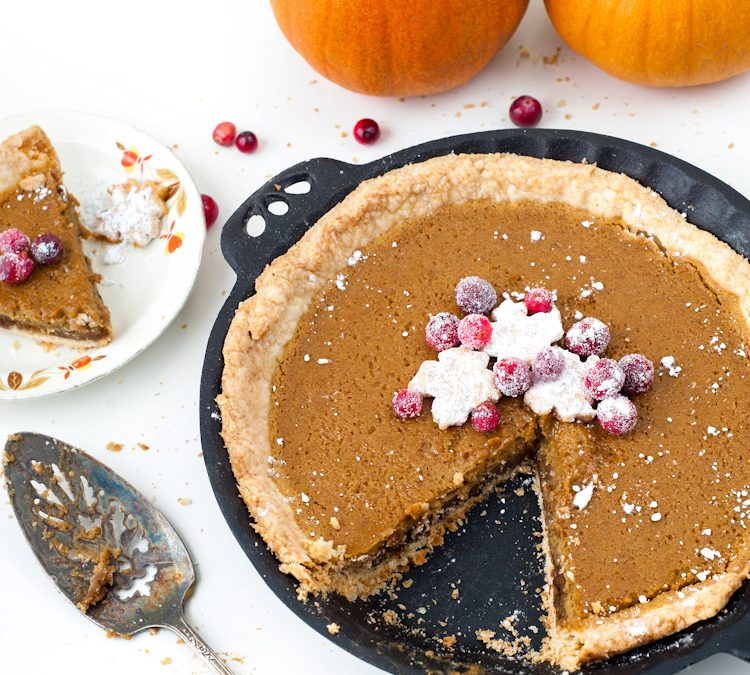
[0,127,111,346]
[220,154,750,668]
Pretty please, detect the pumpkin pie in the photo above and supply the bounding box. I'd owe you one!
[0,126,112,346]
[218,153,750,669]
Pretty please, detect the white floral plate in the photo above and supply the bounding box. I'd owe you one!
[0,111,205,400]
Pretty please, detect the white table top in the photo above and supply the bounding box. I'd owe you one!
[2,1,749,673]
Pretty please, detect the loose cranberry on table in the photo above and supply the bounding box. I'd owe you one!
[425,312,460,352]
[619,353,654,395]
[524,287,554,314]
[532,346,565,382]
[509,95,543,128]
[392,389,423,420]
[470,402,500,433]
[493,357,531,397]
[565,317,610,357]
[0,251,35,285]
[0,228,31,255]
[202,194,220,229]
[30,234,64,266]
[584,358,625,400]
[455,276,497,315]
[458,314,492,350]
[597,395,638,435]
[212,121,236,146]
[235,131,258,154]
[353,118,380,145]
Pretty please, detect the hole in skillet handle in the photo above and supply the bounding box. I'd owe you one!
[283,179,311,195]
[246,213,266,237]
[219,158,368,285]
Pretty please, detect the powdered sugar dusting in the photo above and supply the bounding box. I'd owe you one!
[524,350,599,422]
[483,299,564,363]
[347,249,366,266]
[530,230,544,242]
[87,181,166,247]
[661,355,682,377]
[408,347,499,430]
[102,242,127,265]
[699,547,720,561]
[573,478,596,509]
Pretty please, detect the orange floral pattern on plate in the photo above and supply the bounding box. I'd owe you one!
[116,143,188,254]
[0,355,107,391]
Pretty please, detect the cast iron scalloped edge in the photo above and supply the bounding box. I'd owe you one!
[200,128,750,674]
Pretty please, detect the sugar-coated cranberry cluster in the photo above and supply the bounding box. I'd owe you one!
[0,228,64,285]
[393,276,654,436]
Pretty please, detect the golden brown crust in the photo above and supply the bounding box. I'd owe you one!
[0,125,61,203]
[218,152,750,664]
[543,571,746,670]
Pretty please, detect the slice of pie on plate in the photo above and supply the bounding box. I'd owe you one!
[0,126,111,347]
[218,153,750,669]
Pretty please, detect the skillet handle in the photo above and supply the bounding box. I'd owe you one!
[220,157,366,284]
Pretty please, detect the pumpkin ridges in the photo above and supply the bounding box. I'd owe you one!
[545,0,750,87]
[270,0,529,96]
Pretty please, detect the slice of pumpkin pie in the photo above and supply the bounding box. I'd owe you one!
[0,126,111,346]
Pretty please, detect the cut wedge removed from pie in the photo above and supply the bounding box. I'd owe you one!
[0,126,111,346]
[219,153,750,669]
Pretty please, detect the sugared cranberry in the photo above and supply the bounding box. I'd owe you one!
[524,287,554,314]
[353,118,380,145]
[235,131,258,154]
[566,317,610,357]
[509,95,543,128]
[0,252,35,284]
[470,402,500,433]
[597,395,638,435]
[493,357,532,397]
[202,194,219,229]
[425,312,460,352]
[585,358,625,400]
[619,354,654,395]
[532,346,566,382]
[458,314,492,350]
[455,276,497,315]
[30,234,63,266]
[392,389,423,420]
[0,228,31,255]
[212,121,236,146]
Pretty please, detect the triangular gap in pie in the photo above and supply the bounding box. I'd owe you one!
[218,153,750,669]
[0,126,111,346]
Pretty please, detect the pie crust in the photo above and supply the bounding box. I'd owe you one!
[219,153,750,669]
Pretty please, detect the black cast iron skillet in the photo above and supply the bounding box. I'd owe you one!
[200,129,750,674]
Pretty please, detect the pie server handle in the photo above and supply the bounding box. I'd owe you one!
[220,157,366,285]
[165,614,235,674]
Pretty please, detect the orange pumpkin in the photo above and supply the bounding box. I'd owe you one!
[544,0,750,87]
[270,0,529,96]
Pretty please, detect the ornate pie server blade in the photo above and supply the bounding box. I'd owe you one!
[3,432,233,675]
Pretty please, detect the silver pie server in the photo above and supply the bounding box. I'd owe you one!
[3,432,233,675]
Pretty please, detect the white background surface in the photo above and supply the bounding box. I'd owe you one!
[1,1,749,673]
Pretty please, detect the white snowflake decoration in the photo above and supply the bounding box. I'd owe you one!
[483,299,564,363]
[524,349,599,422]
[408,347,499,430]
